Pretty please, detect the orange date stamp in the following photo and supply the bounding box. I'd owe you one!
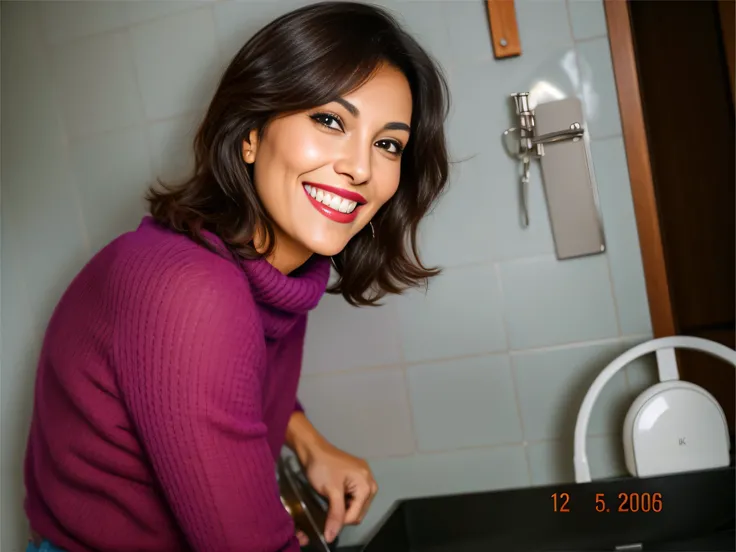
[551,492,663,513]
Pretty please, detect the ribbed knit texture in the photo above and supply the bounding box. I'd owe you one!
[23,217,331,552]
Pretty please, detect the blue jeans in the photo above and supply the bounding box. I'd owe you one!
[26,540,64,552]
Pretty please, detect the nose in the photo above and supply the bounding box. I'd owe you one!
[334,135,371,186]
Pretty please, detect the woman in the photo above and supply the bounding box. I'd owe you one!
[24,2,449,551]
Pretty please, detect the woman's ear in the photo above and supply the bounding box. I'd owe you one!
[242,129,259,164]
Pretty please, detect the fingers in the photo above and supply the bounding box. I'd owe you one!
[362,479,378,520]
[323,487,346,543]
[344,480,371,525]
[296,531,309,547]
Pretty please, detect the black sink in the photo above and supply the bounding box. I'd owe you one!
[342,466,734,551]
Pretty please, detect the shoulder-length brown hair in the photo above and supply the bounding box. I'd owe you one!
[148,1,450,306]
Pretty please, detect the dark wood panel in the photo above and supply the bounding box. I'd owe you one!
[603,0,676,337]
[628,0,735,332]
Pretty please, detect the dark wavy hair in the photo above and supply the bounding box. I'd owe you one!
[147,1,450,306]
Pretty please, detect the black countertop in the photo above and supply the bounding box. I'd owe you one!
[332,466,735,552]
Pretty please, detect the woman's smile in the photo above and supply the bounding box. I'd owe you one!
[302,182,366,223]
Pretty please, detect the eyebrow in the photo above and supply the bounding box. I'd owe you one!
[335,98,411,133]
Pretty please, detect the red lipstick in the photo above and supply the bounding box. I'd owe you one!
[302,183,364,224]
[303,182,366,204]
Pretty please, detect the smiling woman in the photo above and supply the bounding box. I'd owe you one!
[22,2,450,552]
[148,1,450,304]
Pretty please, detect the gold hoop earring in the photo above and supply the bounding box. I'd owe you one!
[369,221,375,239]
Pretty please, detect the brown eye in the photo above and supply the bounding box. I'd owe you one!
[310,113,344,131]
[376,139,403,155]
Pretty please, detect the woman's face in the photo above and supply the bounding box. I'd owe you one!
[245,64,412,268]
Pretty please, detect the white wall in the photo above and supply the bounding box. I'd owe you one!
[0,1,657,550]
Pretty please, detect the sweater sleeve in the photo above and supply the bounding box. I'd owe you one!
[114,260,300,552]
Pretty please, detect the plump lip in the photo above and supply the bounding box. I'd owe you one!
[302,184,362,224]
[302,182,367,204]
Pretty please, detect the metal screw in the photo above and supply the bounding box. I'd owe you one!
[499,38,508,47]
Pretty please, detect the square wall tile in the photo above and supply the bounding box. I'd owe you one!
[214,1,310,65]
[575,37,622,138]
[621,335,658,395]
[407,354,522,451]
[2,2,67,162]
[69,127,153,253]
[441,0,493,66]
[4,144,90,327]
[515,0,574,54]
[130,8,220,121]
[38,1,132,45]
[396,264,507,363]
[297,369,415,459]
[512,340,631,441]
[1,230,42,412]
[392,1,453,72]
[499,255,619,350]
[568,0,608,41]
[418,153,555,268]
[4,6,91,325]
[417,153,499,268]
[526,434,627,486]
[604,216,652,336]
[339,445,530,546]
[589,137,635,223]
[51,31,144,138]
[303,293,403,374]
[127,1,214,27]
[147,112,204,184]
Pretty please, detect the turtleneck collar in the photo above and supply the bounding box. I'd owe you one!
[240,253,331,339]
[141,217,331,340]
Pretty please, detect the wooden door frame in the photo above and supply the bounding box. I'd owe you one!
[603,0,677,338]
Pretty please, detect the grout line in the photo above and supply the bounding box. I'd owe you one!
[390,295,420,454]
[400,366,420,455]
[589,132,624,143]
[563,0,577,44]
[574,34,609,45]
[605,253,624,337]
[590,132,625,142]
[301,363,407,379]
[34,4,93,260]
[39,3,216,51]
[365,432,623,462]
[508,335,621,356]
[494,261,512,353]
[125,26,158,192]
[65,109,206,146]
[302,333,654,378]
[494,262,534,482]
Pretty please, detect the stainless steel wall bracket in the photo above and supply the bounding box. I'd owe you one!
[502,92,606,260]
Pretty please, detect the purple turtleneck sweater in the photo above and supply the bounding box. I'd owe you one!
[24,217,331,552]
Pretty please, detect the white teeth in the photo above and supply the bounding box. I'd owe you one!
[338,198,352,213]
[329,195,342,210]
[304,184,359,213]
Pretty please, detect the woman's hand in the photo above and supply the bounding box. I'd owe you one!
[302,439,378,542]
[285,412,378,543]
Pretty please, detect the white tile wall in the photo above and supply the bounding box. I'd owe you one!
[1,1,655,550]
